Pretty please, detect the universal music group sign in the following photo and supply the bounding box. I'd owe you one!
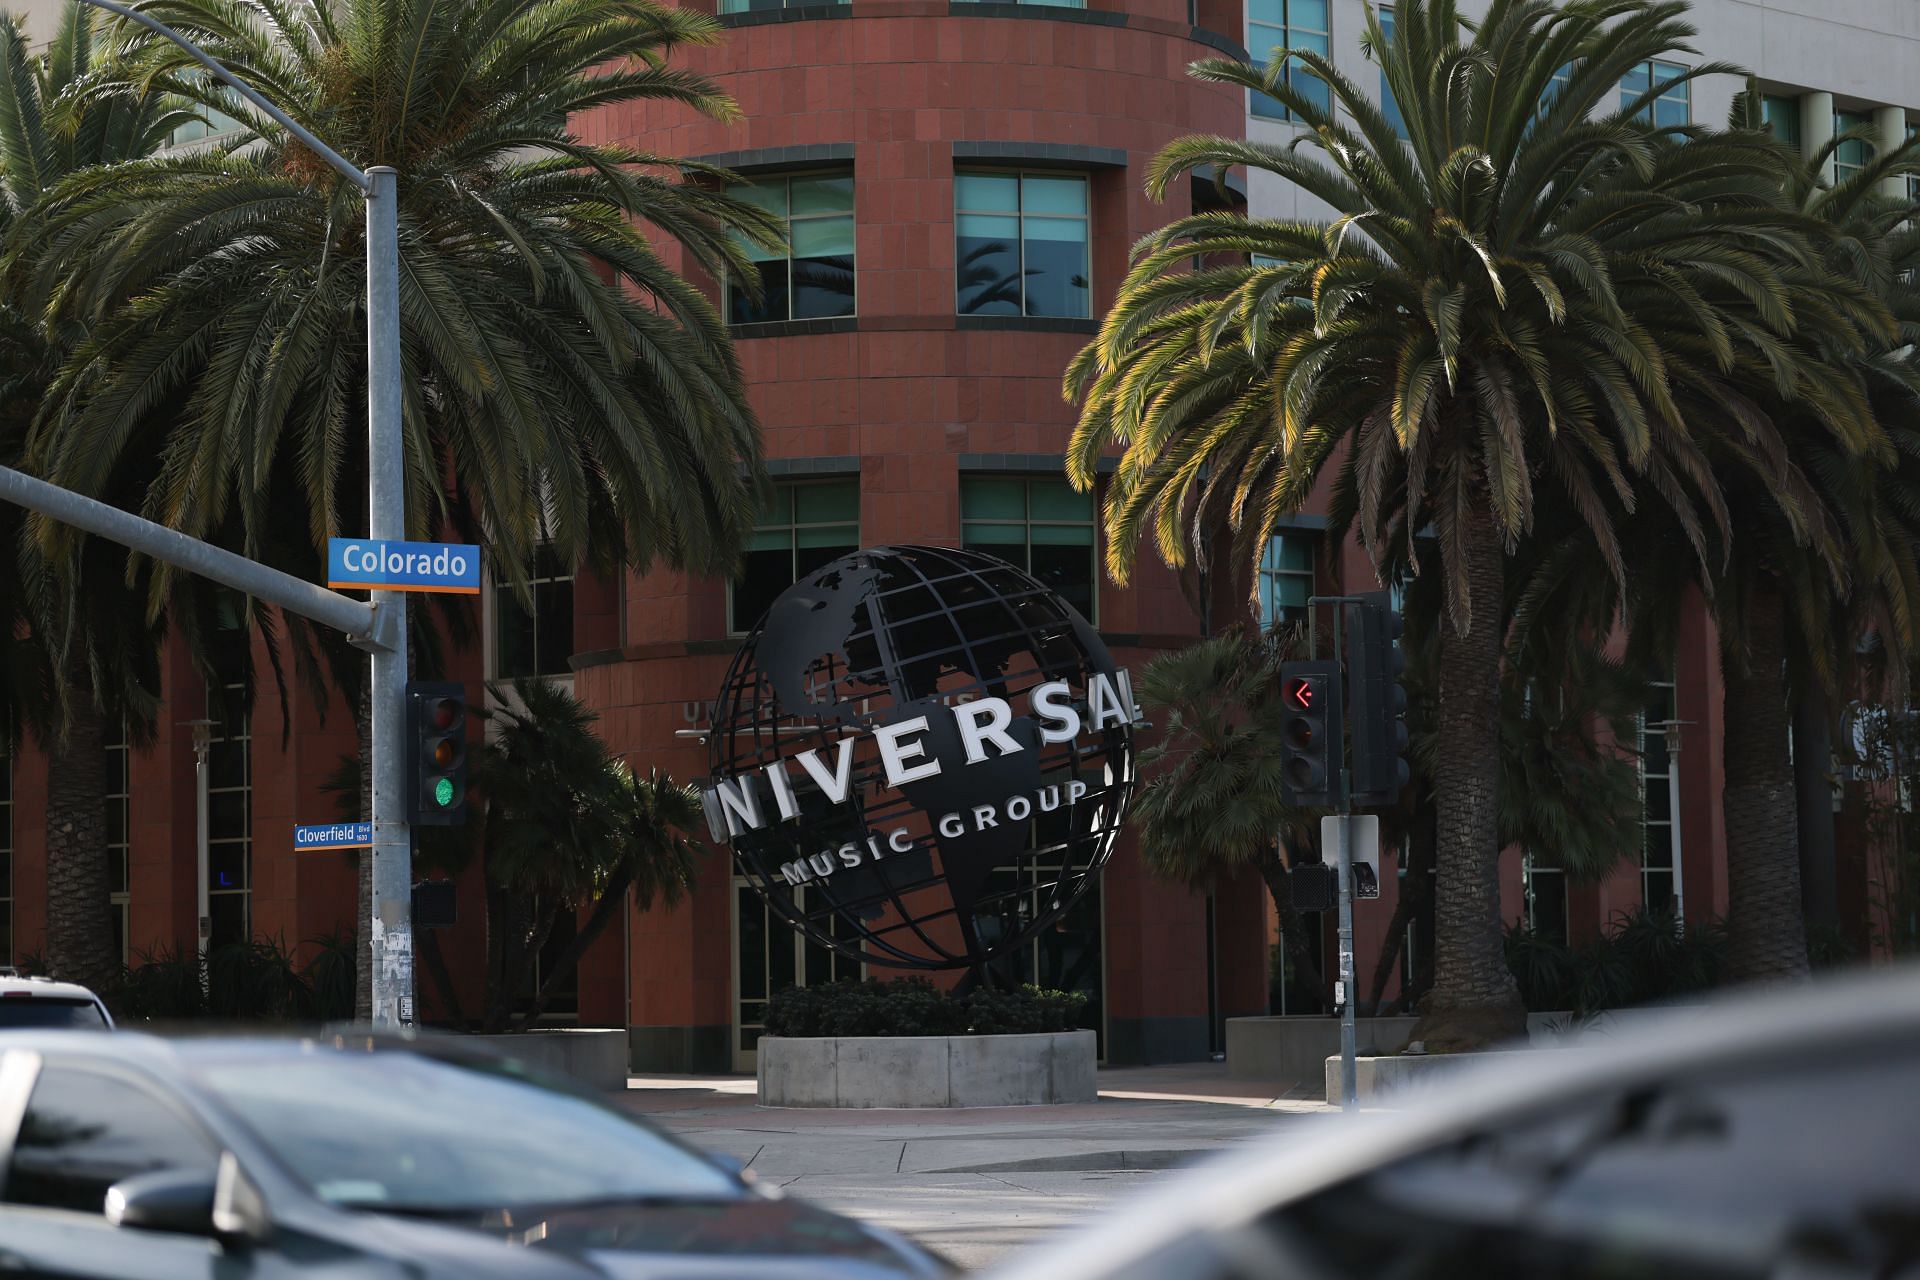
[701,669,1144,888]
[699,545,1139,971]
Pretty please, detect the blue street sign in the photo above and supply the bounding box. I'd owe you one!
[294,821,373,851]
[326,538,481,594]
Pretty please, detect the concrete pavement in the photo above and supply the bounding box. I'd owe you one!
[618,1064,1334,1270]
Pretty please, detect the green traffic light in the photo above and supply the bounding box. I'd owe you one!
[435,777,455,808]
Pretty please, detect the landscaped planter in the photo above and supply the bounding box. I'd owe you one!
[758,1030,1097,1108]
[1225,1015,1420,1085]
[467,1029,629,1092]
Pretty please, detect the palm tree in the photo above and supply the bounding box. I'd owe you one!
[14,0,772,1000]
[0,2,186,987]
[26,0,771,591]
[475,678,702,1032]
[1066,0,1884,1047]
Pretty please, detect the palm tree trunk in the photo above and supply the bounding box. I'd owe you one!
[44,681,117,991]
[486,901,556,1033]
[516,871,633,1031]
[1791,684,1838,935]
[1255,849,1325,1005]
[1723,580,1810,981]
[1411,503,1526,1050]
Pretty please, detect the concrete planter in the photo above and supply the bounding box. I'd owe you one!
[467,1029,629,1092]
[1326,1049,1533,1103]
[758,1030,1097,1108]
[1225,1015,1419,1084]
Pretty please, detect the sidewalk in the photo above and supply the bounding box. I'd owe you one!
[617,1064,1333,1270]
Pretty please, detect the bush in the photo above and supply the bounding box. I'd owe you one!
[1503,907,1728,1015]
[107,935,359,1024]
[764,978,1089,1038]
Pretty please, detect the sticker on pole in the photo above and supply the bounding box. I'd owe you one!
[294,821,373,851]
[327,538,480,594]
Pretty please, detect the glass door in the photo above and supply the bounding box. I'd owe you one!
[732,879,863,1073]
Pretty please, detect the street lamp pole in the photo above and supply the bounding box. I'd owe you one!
[73,0,412,1025]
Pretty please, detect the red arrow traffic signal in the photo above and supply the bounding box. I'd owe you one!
[1287,678,1315,710]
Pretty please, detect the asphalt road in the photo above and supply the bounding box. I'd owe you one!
[619,1065,1333,1270]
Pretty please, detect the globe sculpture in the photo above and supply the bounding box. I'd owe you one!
[706,545,1137,972]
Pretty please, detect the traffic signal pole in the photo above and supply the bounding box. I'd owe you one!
[1309,596,1360,1113]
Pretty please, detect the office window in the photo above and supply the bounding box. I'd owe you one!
[718,0,848,9]
[1249,0,1329,122]
[952,0,1084,8]
[731,479,860,633]
[1834,109,1874,183]
[1258,534,1315,629]
[1622,59,1689,127]
[727,173,855,324]
[1522,851,1568,946]
[165,77,241,146]
[955,172,1090,319]
[1376,7,1406,139]
[0,739,10,966]
[961,477,1097,622]
[1763,94,1801,147]
[106,717,130,965]
[493,546,575,680]
[1641,676,1678,914]
[207,665,251,952]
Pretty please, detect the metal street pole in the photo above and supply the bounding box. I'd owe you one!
[185,719,215,962]
[363,168,413,1027]
[1335,813,1358,1112]
[12,0,413,1026]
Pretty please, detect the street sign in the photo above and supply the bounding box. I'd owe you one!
[294,821,373,851]
[1322,813,1380,879]
[326,538,481,594]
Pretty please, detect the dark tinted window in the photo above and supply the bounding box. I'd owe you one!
[1276,1041,1920,1279]
[0,998,108,1029]
[5,1066,217,1215]
[196,1051,737,1213]
[1115,1036,1920,1280]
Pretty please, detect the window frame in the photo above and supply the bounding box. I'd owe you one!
[0,739,10,968]
[716,0,847,12]
[1248,0,1330,124]
[1622,58,1690,127]
[1640,674,1680,915]
[727,477,861,638]
[487,545,577,684]
[953,169,1093,321]
[1763,93,1802,148]
[1834,109,1875,183]
[1257,532,1317,630]
[724,170,857,326]
[959,475,1100,624]
[105,718,130,966]
[206,668,252,952]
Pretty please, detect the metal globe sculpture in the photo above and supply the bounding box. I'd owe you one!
[704,545,1138,971]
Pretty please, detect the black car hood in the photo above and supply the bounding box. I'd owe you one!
[386,1193,942,1278]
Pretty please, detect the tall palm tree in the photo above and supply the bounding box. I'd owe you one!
[14,0,772,999]
[0,2,185,986]
[1066,0,1884,1047]
[26,0,771,590]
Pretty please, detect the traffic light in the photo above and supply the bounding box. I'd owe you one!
[1347,592,1410,806]
[1279,659,1342,808]
[407,681,468,825]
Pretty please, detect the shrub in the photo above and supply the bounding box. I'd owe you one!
[1503,907,1728,1015]
[107,935,359,1024]
[764,978,1089,1038]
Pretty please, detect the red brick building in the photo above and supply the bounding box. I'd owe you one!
[0,0,1882,1071]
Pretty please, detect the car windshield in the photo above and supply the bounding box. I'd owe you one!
[195,1049,739,1214]
[0,997,108,1029]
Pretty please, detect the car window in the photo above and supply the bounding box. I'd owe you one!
[1249,1035,1920,1280]
[193,1049,738,1214]
[4,1065,218,1216]
[0,999,109,1030]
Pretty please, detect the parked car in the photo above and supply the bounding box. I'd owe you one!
[0,970,113,1029]
[986,965,1920,1280]
[0,1029,946,1278]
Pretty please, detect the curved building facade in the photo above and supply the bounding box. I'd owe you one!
[572,0,1269,1071]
